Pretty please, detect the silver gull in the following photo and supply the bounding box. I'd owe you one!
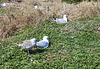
[36,36,49,48]
[1,3,6,7]
[53,15,67,23]
[18,38,37,56]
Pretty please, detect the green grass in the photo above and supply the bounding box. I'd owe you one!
[0,16,100,69]
[0,9,6,15]
[0,0,5,3]
[62,0,99,3]
[62,0,83,3]
[0,8,16,15]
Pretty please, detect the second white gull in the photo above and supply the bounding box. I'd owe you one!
[36,36,49,48]
[53,15,68,23]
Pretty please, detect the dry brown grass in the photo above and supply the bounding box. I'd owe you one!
[0,0,100,40]
[0,3,49,40]
[48,1,100,20]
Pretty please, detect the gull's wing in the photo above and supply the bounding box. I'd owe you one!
[18,40,35,49]
[36,40,49,48]
[56,18,67,23]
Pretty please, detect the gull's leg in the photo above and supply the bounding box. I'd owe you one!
[27,50,31,56]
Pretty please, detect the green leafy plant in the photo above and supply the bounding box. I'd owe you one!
[62,0,100,3]
[62,0,83,3]
[0,16,100,68]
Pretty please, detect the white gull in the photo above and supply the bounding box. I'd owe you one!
[34,5,38,9]
[18,38,37,56]
[36,36,49,48]
[1,3,6,7]
[53,15,68,23]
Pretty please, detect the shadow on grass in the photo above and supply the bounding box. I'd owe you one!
[29,48,47,55]
[29,42,52,55]
[49,42,52,47]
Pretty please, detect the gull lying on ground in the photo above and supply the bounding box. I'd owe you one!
[34,5,38,9]
[1,3,6,7]
[36,36,49,48]
[34,5,47,10]
[53,15,68,23]
[18,38,37,56]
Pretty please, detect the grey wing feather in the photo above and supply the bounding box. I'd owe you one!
[36,41,49,48]
[19,40,28,45]
[56,19,66,23]
[18,40,35,49]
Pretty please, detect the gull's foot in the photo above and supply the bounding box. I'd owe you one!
[28,50,31,57]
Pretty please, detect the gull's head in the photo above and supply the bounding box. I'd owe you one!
[63,15,67,18]
[43,36,49,40]
[63,15,67,22]
[30,38,37,42]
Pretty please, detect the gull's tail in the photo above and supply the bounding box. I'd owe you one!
[15,43,21,46]
[53,16,56,21]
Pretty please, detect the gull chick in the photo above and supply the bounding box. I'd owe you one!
[36,36,49,48]
[18,38,37,56]
[53,15,67,23]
